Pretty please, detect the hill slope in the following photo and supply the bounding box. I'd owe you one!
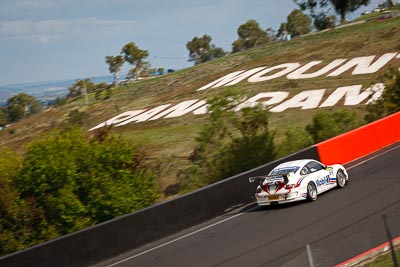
[1,17,399,197]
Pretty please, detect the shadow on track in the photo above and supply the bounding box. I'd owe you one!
[247,200,310,212]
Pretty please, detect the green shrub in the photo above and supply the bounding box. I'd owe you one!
[67,109,88,125]
[0,127,158,255]
[365,69,400,122]
[306,109,364,143]
[277,126,313,158]
[181,89,276,192]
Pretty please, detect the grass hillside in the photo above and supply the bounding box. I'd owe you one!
[1,16,400,199]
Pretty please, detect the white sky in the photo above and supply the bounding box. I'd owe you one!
[0,0,384,86]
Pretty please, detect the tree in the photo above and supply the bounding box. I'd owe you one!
[378,0,394,8]
[266,27,277,42]
[67,79,93,98]
[0,148,56,256]
[306,109,364,143]
[136,62,153,77]
[332,0,370,22]
[277,126,313,157]
[15,127,158,235]
[105,55,124,85]
[121,42,149,79]
[0,128,157,255]
[277,22,289,39]
[182,89,276,191]
[365,69,400,122]
[186,35,227,65]
[203,45,227,62]
[6,93,42,122]
[287,9,312,37]
[187,34,211,64]
[295,0,370,23]
[313,13,336,30]
[232,19,270,53]
[67,79,109,102]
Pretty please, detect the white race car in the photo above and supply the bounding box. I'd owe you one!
[249,159,348,206]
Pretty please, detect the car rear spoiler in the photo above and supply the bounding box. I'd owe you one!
[249,175,288,184]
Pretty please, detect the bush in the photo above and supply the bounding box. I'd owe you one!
[16,128,158,232]
[277,126,313,158]
[306,109,364,143]
[181,90,276,192]
[365,69,400,122]
[0,149,56,255]
[67,109,88,125]
[0,128,158,255]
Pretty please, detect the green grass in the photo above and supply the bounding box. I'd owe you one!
[361,248,400,267]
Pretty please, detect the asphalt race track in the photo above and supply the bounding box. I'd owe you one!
[94,143,400,267]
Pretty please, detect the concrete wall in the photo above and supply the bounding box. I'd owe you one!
[0,147,319,267]
[317,111,400,165]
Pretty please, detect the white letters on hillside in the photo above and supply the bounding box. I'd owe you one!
[327,53,398,76]
[196,68,266,91]
[247,63,301,83]
[235,92,289,110]
[149,100,206,120]
[197,52,399,90]
[366,83,385,104]
[319,83,384,107]
[89,83,385,131]
[287,59,346,79]
[269,89,326,112]
[116,104,171,126]
[90,52,399,131]
[90,110,145,131]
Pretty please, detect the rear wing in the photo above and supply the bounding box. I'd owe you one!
[249,175,288,184]
[248,176,267,184]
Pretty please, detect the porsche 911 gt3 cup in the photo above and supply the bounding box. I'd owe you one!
[249,159,348,206]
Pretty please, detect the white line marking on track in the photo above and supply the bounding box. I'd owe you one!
[106,206,257,266]
[106,142,400,266]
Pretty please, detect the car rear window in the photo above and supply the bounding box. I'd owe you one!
[269,166,299,176]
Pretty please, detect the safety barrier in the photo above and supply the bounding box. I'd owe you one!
[0,147,319,267]
[316,111,400,165]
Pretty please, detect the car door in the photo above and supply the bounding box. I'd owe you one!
[305,161,330,192]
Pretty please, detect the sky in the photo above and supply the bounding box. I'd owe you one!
[0,0,385,86]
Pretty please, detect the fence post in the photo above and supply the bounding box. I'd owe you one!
[383,214,398,267]
[306,244,315,267]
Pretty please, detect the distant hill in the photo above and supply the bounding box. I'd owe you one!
[1,16,399,196]
[0,76,113,106]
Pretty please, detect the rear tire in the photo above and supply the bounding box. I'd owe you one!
[336,169,346,188]
[307,182,317,201]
